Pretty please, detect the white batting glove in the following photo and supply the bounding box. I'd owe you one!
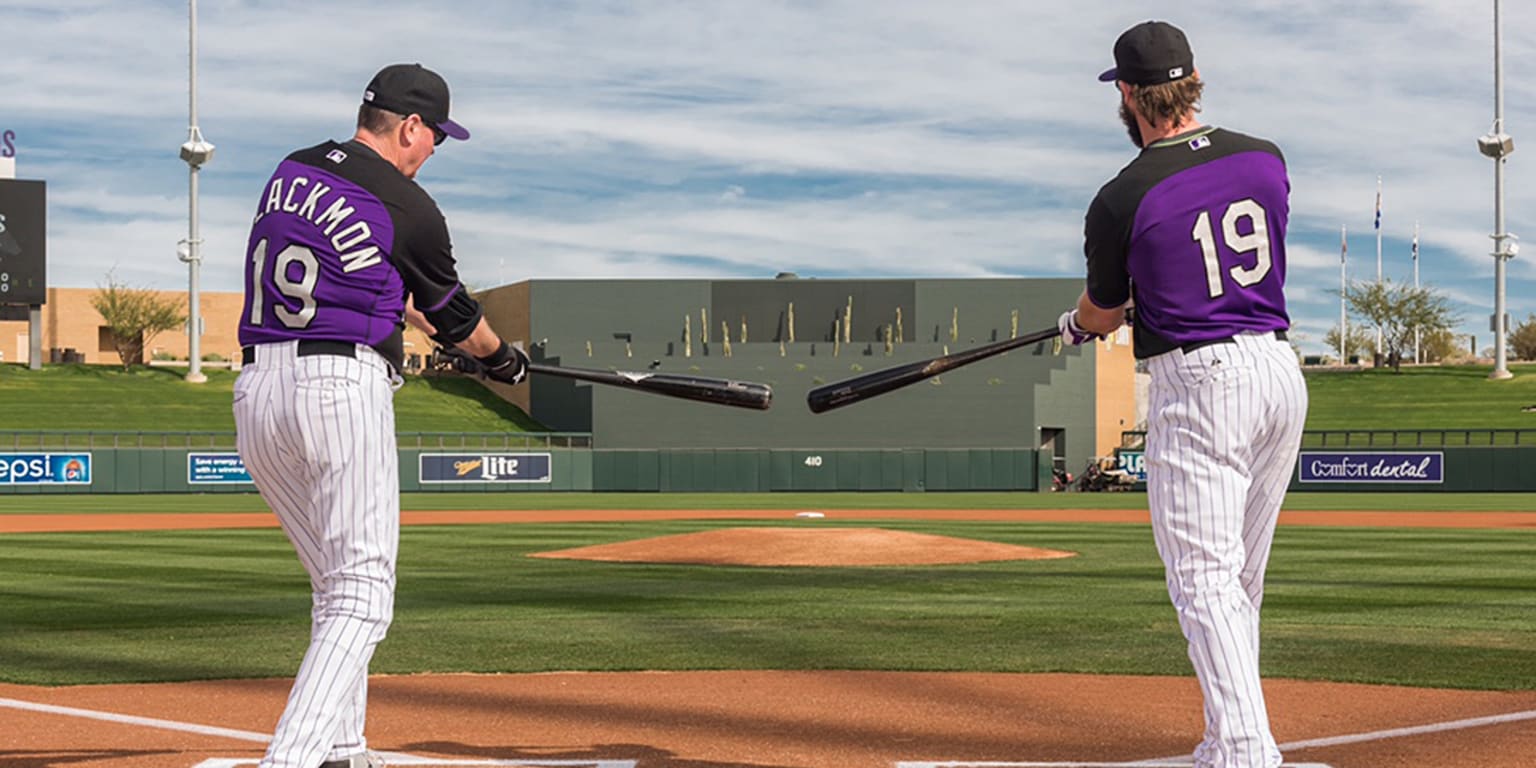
[1058,309,1099,346]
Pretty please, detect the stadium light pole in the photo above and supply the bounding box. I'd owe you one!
[1479,0,1516,380]
[179,0,215,383]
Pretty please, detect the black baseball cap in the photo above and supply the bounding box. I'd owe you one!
[1097,21,1195,86]
[362,63,470,141]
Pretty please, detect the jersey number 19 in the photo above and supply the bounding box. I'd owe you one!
[1191,199,1272,299]
[248,238,319,330]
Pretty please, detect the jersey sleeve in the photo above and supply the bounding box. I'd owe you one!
[1083,193,1132,309]
[394,202,463,312]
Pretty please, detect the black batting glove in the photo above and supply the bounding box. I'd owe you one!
[432,346,479,373]
[476,341,529,386]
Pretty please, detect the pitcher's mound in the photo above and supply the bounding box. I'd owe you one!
[529,527,1077,567]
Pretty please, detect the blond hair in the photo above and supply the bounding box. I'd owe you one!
[1130,76,1204,129]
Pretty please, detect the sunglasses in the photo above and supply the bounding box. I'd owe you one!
[423,120,447,147]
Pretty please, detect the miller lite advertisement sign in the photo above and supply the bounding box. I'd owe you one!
[419,453,553,484]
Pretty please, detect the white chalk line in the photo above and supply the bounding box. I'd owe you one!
[897,705,1536,767]
[1143,706,1536,763]
[9,690,1533,768]
[0,695,271,742]
[192,761,635,767]
[895,763,1331,768]
[0,696,633,767]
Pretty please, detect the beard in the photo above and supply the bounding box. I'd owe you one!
[1120,102,1144,149]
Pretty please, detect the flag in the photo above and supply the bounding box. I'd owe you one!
[1374,178,1382,231]
[1412,228,1419,263]
[1341,225,1348,263]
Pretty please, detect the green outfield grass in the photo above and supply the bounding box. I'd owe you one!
[1,361,1532,693]
[1,359,1533,435]
[1,518,1531,689]
[1303,362,1536,431]
[0,363,544,433]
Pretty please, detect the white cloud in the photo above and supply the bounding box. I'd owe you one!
[2,0,1534,356]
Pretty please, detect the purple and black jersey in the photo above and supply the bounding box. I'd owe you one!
[238,140,468,371]
[1084,127,1291,359]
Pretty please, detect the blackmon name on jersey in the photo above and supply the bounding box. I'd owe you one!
[254,169,385,275]
[238,144,411,364]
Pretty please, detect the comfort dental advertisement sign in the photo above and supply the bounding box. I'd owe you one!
[1297,451,1444,484]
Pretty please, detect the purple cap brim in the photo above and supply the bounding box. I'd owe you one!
[1098,67,1118,82]
[439,118,470,141]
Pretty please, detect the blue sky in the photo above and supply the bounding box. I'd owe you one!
[3,0,1534,357]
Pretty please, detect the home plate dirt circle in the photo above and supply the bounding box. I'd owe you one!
[529,526,1077,566]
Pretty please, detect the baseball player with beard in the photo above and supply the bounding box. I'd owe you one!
[1058,21,1309,768]
[234,63,527,768]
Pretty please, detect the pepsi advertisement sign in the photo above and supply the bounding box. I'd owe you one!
[419,453,552,484]
[1298,451,1444,484]
[0,453,91,485]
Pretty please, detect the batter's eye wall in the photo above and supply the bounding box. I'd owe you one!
[475,277,1127,470]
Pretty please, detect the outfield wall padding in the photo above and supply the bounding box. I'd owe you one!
[0,447,1041,494]
[4,445,1532,494]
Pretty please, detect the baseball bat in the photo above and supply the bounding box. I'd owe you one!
[806,325,1060,413]
[528,363,772,411]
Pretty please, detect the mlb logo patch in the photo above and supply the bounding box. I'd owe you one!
[326,149,348,164]
[1169,66,1184,79]
[1189,136,1212,151]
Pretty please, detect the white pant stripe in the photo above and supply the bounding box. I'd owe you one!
[235,340,400,768]
[1146,333,1308,768]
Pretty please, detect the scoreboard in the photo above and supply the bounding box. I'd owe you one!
[0,179,46,305]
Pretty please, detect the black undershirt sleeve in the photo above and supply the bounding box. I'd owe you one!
[1083,193,1132,309]
[394,201,485,346]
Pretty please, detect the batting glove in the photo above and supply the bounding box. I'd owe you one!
[477,341,530,386]
[1057,309,1099,346]
[433,346,479,373]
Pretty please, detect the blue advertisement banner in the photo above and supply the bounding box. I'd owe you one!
[1116,450,1147,482]
[188,453,253,484]
[0,453,91,485]
[1298,451,1444,484]
[419,453,552,484]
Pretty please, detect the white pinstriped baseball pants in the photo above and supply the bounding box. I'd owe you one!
[234,340,401,768]
[1145,332,1308,768]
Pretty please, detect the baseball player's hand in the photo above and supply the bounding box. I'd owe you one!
[477,341,529,386]
[1058,309,1100,346]
[433,346,479,373]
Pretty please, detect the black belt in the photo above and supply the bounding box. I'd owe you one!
[1180,330,1287,354]
[241,339,357,366]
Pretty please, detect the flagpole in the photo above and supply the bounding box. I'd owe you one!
[1341,224,1349,365]
[1374,176,1383,360]
[1413,221,1421,364]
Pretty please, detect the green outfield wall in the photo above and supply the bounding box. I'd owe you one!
[3,444,1533,494]
[0,446,1043,493]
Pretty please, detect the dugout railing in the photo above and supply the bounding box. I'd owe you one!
[0,430,593,450]
[1114,429,1536,492]
[1119,429,1536,448]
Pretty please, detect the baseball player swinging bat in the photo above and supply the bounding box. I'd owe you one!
[435,347,772,410]
[806,325,1059,413]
